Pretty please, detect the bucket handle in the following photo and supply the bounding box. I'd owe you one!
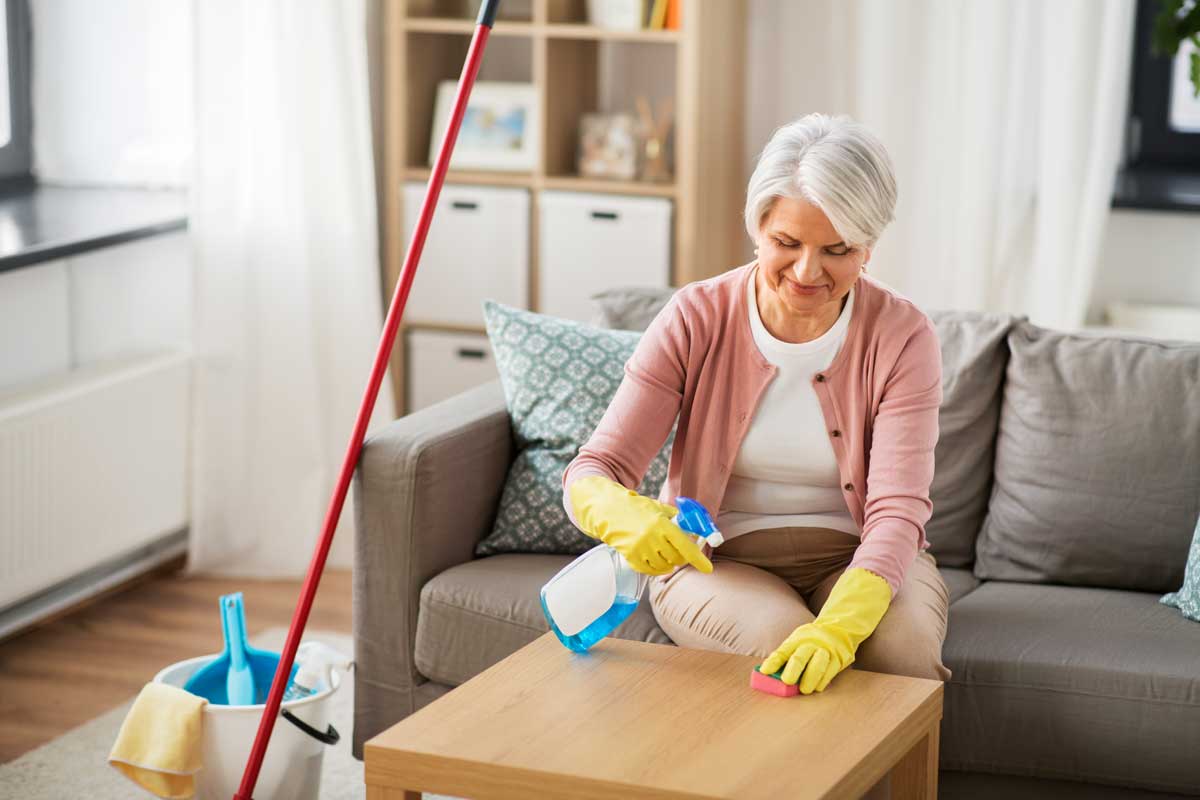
[281,709,340,746]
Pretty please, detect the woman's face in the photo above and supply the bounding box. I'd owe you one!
[754,196,870,322]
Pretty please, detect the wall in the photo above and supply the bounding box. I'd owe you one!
[742,0,1198,325]
[1088,210,1200,325]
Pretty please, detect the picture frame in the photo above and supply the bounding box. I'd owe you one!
[428,81,539,172]
[577,112,639,181]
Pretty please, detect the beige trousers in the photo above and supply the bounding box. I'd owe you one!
[648,527,952,800]
[648,526,953,683]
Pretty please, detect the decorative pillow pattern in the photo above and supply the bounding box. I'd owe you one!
[1161,515,1200,622]
[475,301,675,555]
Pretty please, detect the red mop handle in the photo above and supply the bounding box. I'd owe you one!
[234,2,501,797]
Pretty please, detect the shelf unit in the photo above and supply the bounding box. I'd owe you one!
[382,0,747,413]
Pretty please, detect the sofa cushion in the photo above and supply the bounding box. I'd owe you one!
[975,321,1200,592]
[416,554,980,687]
[940,580,1200,794]
[941,565,981,605]
[414,554,672,686]
[923,310,1021,568]
[475,301,674,556]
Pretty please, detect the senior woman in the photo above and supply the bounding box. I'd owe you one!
[560,112,952,698]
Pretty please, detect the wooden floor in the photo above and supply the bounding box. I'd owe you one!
[0,558,353,763]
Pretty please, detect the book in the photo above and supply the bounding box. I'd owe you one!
[648,0,669,30]
[664,0,681,30]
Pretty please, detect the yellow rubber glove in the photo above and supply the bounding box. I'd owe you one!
[568,475,713,576]
[759,567,892,694]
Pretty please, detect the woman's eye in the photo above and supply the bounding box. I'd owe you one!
[827,249,850,256]
[774,238,797,248]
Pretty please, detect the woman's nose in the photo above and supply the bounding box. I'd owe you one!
[792,257,823,284]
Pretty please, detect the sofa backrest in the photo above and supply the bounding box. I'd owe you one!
[974,320,1200,593]
[924,310,1022,567]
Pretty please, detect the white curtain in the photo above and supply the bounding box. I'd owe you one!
[188,0,394,576]
[746,0,1136,329]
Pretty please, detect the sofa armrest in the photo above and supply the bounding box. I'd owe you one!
[351,378,511,756]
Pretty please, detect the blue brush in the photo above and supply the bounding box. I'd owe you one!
[183,592,289,705]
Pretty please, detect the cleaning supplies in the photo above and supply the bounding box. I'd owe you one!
[750,665,800,697]
[568,476,715,575]
[108,682,207,799]
[282,641,355,701]
[759,567,893,694]
[183,592,292,705]
[541,496,723,653]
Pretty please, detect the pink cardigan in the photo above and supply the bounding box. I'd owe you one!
[561,262,943,598]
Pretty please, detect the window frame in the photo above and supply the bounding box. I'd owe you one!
[0,0,30,182]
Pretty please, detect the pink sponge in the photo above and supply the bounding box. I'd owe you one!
[750,664,799,697]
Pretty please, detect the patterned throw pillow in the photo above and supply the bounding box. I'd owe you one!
[475,301,675,555]
[1161,514,1200,622]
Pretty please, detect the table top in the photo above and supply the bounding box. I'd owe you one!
[365,633,943,800]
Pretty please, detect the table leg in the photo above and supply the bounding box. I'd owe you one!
[366,784,422,800]
[889,721,939,800]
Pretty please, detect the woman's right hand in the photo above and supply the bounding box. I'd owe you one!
[568,475,714,576]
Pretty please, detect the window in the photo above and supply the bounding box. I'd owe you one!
[1115,0,1200,211]
[0,0,30,181]
[1127,0,1200,169]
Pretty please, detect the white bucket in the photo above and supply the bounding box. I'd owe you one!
[153,649,346,800]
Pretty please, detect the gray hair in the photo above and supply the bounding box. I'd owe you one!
[744,113,898,248]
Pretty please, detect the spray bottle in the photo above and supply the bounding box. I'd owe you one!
[540,497,723,653]
[282,641,354,701]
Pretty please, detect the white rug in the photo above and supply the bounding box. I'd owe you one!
[0,627,458,800]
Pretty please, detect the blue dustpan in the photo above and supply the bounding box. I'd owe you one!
[183,592,294,705]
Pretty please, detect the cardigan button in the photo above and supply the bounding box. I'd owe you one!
[815,374,825,382]
[831,429,841,437]
[843,482,854,491]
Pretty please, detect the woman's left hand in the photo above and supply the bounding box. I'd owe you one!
[759,567,893,694]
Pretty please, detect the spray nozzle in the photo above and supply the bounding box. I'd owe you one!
[291,641,354,695]
[673,496,724,547]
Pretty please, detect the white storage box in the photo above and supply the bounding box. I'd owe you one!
[406,329,497,412]
[537,191,672,323]
[402,183,530,327]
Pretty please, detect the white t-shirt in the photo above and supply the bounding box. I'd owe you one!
[715,268,860,540]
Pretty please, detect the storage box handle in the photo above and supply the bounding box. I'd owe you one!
[590,210,619,221]
[457,348,487,360]
[452,201,479,211]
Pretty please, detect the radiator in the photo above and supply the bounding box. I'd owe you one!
[0,351,191,612]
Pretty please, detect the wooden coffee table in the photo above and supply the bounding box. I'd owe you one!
[365,632,942,799]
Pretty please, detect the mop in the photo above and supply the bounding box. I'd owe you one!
[232,1,501,796]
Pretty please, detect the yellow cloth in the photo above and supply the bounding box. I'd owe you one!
[760,567,893,694]
[108,682,207,799]
[569,474,713,575]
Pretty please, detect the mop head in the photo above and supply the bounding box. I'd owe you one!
[751,664,799,697]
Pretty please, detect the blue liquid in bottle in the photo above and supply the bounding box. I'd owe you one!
[540,497,722,653]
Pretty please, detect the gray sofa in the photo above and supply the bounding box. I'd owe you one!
[352,306,1200,799]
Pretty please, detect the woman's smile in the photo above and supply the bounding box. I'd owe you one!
[786,278,828,296]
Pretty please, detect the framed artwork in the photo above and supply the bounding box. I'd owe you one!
[577,112,639,180]
[428,81,539,172]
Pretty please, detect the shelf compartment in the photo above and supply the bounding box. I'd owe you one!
[542,37,676,182]
[404,31,534,171]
